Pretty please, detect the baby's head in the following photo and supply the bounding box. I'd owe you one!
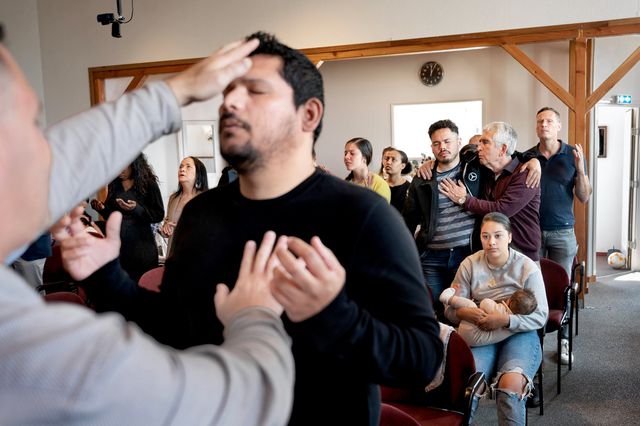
[507,289,537,315]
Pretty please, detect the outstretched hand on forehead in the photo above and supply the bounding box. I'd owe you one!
[166,38,259,106]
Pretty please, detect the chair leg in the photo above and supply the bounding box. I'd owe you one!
[568,321,573,371]
[557,333,562,395]
[575,297,579,336]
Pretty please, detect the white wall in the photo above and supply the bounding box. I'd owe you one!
[595,105,633,254]
[591,35,640,259]
[318,43,569,174]
[2,0,634,181]
[30,0,640,125]
[593,35,640,102]
[0,0,46,123]
[103,75,222,206]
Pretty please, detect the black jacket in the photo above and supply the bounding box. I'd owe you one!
[403,145,485,253]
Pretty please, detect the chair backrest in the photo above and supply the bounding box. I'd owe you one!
[138,266,164,293]
[426,331,477,412]
[381,331,476,413]
[43,291,86,306]
[380,403,421,426]
[540,258,570,310]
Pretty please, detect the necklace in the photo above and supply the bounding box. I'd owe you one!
[357,174,372,188]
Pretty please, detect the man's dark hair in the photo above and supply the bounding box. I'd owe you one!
[428,119,459,139]
[536,106,561,121]
[0,23,4,43]
[246,32,324,143]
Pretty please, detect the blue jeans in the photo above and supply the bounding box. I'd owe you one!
[472,331,541,425]
[540,227,577,340]
[420,246,471,305]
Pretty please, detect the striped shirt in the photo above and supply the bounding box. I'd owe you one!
[427,164,476,250]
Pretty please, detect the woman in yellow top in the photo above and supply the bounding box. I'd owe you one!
[343,137,391,203]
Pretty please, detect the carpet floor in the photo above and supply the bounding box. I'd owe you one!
[472,268,640,425]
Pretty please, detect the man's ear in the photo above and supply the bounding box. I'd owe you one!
[300,98,323,135]
[500,143,509,157]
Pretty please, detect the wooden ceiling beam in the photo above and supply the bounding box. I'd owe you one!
[125,73,148,93]
[501,43,575,111]
[587,44,640,110]
[300,18,640,63]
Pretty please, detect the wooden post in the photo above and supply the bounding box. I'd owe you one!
[571,33,589,277]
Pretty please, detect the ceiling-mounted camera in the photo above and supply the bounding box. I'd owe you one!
[97,0,131,38]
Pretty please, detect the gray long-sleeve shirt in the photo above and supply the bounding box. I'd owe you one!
[444,248,548,332]
[1,82,294,425]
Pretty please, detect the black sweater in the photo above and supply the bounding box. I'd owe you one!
[88,170,443,426]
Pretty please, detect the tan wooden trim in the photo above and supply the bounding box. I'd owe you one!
[125,73,148,93]
[572,34,589,267]
[86,16,640,275]
[300,18,640,63]
[88,69,106,105]
[88,57,200,73]
[87,18,640,82]
[587,44,640,110]
[501,43,575,111]
[581,18,640,38]
[584,38,594,280]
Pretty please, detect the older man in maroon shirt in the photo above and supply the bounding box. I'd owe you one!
[439,121,541,261]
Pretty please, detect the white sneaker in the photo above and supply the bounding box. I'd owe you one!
[559,339,574,365]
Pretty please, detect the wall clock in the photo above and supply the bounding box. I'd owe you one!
[419,61,444,86]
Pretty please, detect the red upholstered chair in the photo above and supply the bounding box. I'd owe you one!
[380,331,486,426]
[138,266,164,293]
[43,291,86,306]
[380,403,421,426]
[539,258,573,397]
[38,244,92,308]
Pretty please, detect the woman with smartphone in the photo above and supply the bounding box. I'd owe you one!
[91,153,164,281]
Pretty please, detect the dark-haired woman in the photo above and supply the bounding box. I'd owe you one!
[344,137,390,203]
[91,154,164,281]
[382,147,412,212]
[444,212,548,425]
[160,156,209,254]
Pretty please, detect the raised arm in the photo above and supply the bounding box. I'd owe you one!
[45,39,259,226]
[573,143,592,203]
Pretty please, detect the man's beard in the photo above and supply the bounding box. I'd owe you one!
[220,140,263,175]
[219,112,263,174]
[437,153,456,165]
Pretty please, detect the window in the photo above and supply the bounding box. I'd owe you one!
[391,100,483,163]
